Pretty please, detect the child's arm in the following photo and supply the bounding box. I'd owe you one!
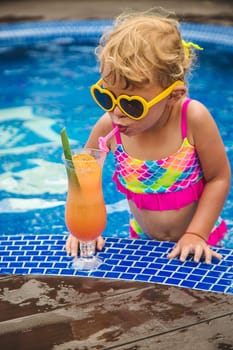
[168,100,231,263]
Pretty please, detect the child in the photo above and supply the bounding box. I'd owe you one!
[66,10,231,263]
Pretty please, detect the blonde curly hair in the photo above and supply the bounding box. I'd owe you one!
[96,10,194,89]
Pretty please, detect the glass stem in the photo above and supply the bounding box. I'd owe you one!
[79,240,96,259]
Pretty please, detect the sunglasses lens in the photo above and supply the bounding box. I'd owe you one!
[93,89,113,110]
[120,98,144,118]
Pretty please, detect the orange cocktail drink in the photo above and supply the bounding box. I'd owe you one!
[64,148,106,270]
[65,152,106,241]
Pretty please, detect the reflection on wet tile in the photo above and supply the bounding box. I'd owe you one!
[0,234,232,295]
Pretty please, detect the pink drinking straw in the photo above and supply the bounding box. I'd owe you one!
[98,125,119,152]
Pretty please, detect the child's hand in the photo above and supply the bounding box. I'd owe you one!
[167,233,222,264]
[65,234,105,257]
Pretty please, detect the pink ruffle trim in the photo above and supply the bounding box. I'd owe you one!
[207,220,227,246]
[113,174,205,210]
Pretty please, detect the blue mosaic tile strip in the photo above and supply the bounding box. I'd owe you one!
[0,20,232,48]
[0,234,232,295]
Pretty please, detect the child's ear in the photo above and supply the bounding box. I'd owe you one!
[168,85,187,104]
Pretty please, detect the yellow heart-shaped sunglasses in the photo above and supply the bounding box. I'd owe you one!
[91,79,184,120]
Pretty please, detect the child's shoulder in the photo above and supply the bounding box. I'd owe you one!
[186,99,212,124]
[185,98,217,142]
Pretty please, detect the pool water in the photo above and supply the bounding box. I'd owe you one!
[0,33,233,247]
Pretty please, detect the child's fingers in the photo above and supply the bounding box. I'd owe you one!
[193,245,205,263]
[211,250,222,261]
[65,235,79,257]
[179,246,191,262]
[65,235,72,255]
[70,238,79,257]
[167,244,181,259]
[96,236,105,250]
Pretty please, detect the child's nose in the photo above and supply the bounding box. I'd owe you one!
[112,104,127,119]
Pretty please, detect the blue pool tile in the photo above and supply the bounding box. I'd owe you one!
[0,263,9,268]
[112,265,128,273]
[125,255,140,261]
[184,261,199,268]
[128,267,143,274]
[211,285,227,293]
[47,255,67,262]
[0,234,232,296]
[0,241,13,246]
[119,260,134,267]
[168,259,183,266]
[222,273,233,279]
[105,271,121,279]
[111,253,126,260]
[157,270,173,277]
[39,262,54,268]
[202,276,219,284]
[10,262,24,268]
[135,274,151,282]
[195,282,212,291]
[14,268,30,274]
[192,268,208,276]
[0,268,15,274]
[104,259,119,266]
[149,276,166,283]
[45,268,60,275]
[166,278,181,286]
[120,273,136,280]
[147,241,161,247]
[138,245,153,252]
[206,270,223,278]
[172,272,187,280]
[216,278,232,286]
[24,262,39,268]
[186,274,203,282]
[180,280,196,288]
[133,261,149,268]
[32,255,47,261]
[25,251,40,256]
[225,286,233,295]
[89,270,106,278]
[121,249,135,255]
[213,265,228,272]
[30,268,47,274]
[60,269,76,276]
[140,256,155,263]
[143,268,158,275]
[3,256,16,262]
[98,264,113,271]
[148,263,163,270]
[198,263,215,270]
[17,256,31,261]
[133,250,151,256]
[54,262,68,269]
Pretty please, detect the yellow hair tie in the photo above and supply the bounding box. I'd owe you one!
[182,39,203,58]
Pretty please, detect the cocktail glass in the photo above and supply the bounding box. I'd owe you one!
[64,148,106,270]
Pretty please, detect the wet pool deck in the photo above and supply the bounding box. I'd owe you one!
[0,1,233,349]
[0,274,233,349]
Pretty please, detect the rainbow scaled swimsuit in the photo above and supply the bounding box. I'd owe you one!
[113,98,227,245]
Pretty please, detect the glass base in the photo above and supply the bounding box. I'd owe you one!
[71,240,102,271]
[72,256,102,271]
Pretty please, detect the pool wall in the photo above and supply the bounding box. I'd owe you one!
[0,20,232,48]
